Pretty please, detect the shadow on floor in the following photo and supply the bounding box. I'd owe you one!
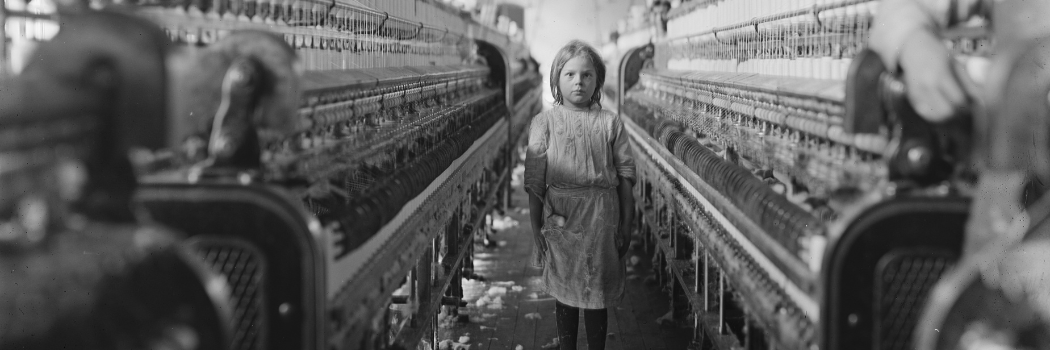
[434,177,693,350]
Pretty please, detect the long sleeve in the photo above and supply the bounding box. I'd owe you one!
[524,112,549,198]
[869,0,989,71]
[611,115,636,182]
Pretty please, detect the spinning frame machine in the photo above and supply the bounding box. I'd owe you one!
[615,0,1050,350]
[0,1,542,350]
[9,0,1050,349]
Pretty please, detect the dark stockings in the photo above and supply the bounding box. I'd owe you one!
[555,301,608,350]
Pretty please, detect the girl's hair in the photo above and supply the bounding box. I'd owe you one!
[549,40,606,107]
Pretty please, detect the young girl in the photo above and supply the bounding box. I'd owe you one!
[524,40,636,350]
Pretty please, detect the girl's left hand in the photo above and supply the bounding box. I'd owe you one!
[615,226,630,258]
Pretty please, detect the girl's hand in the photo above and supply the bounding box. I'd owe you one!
[615,225,630,258]
[528,192,547,256]
[534,229,549,253]
[616,176,636,259]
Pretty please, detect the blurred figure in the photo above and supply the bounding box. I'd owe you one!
[869,0,1050,255]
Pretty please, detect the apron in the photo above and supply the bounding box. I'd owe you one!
[536,185,625,309]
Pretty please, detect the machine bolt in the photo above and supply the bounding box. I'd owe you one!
[279,303,293,317]
[906,145,932,171]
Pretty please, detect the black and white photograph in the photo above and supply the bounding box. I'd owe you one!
[1,0,1047,349]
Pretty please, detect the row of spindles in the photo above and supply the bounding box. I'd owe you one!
[282,80,494,181]
[136,0,470,70]
[636,75,889,194]
[664,0,989,81]
[2,0,511,73]
[358,0,465,30]
[665,0,878,80]
[667,0,878,37]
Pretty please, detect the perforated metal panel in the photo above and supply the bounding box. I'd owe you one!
[190,237,268,350]
[875,251,953,350]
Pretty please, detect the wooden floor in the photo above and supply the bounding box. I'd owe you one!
[435,171,692,350]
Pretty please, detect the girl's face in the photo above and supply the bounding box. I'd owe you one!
[558,55,597,108]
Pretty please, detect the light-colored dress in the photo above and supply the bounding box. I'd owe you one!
[524,103,636,309]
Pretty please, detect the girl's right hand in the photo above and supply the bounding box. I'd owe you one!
[533,229,548,253]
